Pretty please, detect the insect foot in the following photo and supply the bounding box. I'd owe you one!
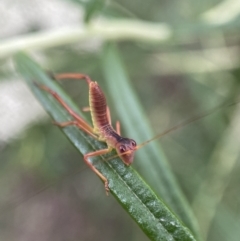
[105,181,110,196]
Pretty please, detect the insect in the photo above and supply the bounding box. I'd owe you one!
[37,73,236,196]
[38,73,139,195]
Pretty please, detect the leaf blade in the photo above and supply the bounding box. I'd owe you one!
[14,52,196,241]
[101,44,201,239]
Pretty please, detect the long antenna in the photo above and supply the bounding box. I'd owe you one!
[136,100,237,150]
[104,100,238,161]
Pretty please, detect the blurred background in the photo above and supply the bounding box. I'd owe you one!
[1,0,240,240]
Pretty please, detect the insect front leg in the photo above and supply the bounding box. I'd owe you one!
[84,147,113,195]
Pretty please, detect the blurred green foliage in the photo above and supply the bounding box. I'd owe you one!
[1,0,240,240]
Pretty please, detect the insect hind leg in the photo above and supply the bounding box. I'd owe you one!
[51,73,92,85]
[36,83,97,139]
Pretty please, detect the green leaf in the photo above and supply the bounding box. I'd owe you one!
[14,52,196,241]
[101,44,201,240]
[84,0,106,23]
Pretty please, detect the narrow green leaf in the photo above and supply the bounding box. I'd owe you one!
[14,52,196,241]
[84,0,105,23]
[101,44,201,239]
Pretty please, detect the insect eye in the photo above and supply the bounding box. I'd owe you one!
[119,145,126,153]
[131,140,136,147]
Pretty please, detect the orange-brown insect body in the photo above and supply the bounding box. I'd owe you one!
[89,82,109,132]
[89,81,136,165]
[38,73,137,195]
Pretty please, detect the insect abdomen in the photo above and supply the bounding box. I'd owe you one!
[89,82,109,130]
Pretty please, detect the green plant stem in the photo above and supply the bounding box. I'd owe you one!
[0,19,171,58]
